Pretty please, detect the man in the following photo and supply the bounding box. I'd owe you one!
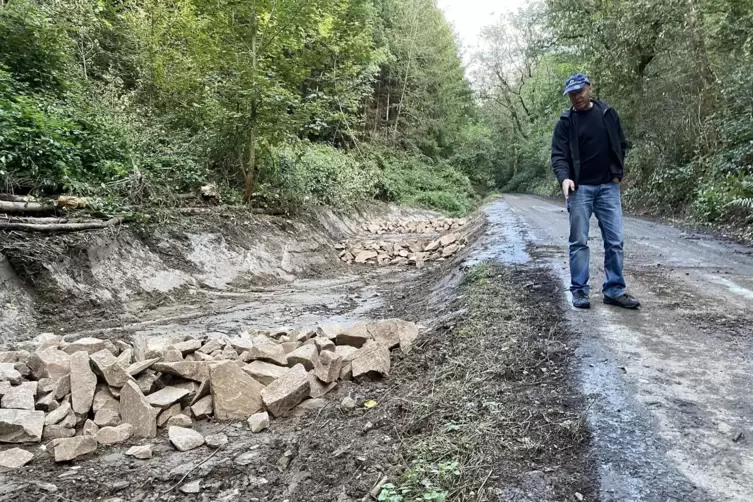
[551,73,640,309]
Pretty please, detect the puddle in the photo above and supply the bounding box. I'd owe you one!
[464,199,531,266]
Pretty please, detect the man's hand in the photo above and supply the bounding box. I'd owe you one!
[562,179,575,200]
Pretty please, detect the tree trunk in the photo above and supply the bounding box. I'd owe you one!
[0,200,56,214]
[242,7,259,203]
[0,217,123,233]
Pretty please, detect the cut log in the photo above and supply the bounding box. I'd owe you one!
[1,217,69,224]
[0,200,56,214]
[0,194,36,203]
[0,217,124,233]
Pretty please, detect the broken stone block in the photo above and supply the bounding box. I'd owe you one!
[157,403,182,428]
[119,381,159,438]
[43,425,76,440]
[166,414,192,428]
[190,379,211,406]
[36,378,55,394]
[220,344,238,360]
[162,346,183,362]
[62,337,107,356]
[92,386,119,413]
[97,424,134,445]
[0,409,44,443]
[1,382,37,410]
[35,391,57,412]
[52,436,97,462]
[442,243,459,258]
[316,324,342,340]
[69,351,97,415]
[247,411,270,433]
[261,364,310,418]
[226,337,253,353]
[307,371,337,399]
[312,337,335,353]
[126,358,159,377]
[365,320,401,349]
[152,362,212,382]
[341,396,356,411]
[191,395,213,419]
[82,419,99,437]
[424,239,441,252]
[52,376,70,400]
[340,362,353,381]
[33,333,62,351]
[395,320,419,354]
[247,336,287,365]
[125,444,152,459]
[180,480,201,494]
[439,233,457,247]
[116,348,133,367]
[286,344,319,371]
[13,362,30,379]
[173,339,202,355]
[0,363,23,385]
[354,250,378,263]
[0,351,29,364]
[336,323,372,348]
[90,350,131,388]
[94,408,121,427]
[194,352,214,362]
[168,426,204,452]
[351,342,391,378]
[136,370,160,395]
[242,361,288,386]
[210,361,265,420]
[198,338,222,354]
[334,345,358,361]
[0,447,34,469]
[0,381,10,396]
[291,398,327,418]
[205,433,228,448]
[44,401,71,426]
[313,350,343,384]
[146,386,190,409]
[27,349,71,380]
[59,408,77,429]
[281,342,300,354]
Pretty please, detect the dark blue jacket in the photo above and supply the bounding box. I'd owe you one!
[551,100,629,185]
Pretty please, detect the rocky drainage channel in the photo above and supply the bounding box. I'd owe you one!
[0,319,418,471]
[338,217,468,267]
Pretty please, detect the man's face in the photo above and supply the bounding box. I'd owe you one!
[568,84,592,111]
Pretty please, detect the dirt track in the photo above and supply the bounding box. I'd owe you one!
[487,194,753,502]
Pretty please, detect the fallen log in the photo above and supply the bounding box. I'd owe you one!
[0,217,69,224]
[0,194,36,203]
[0,200,56,214]
[0,216,123,233]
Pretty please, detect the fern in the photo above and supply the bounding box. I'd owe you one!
[729,197,753,209]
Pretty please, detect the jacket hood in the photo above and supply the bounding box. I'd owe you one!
[560,99,611,120]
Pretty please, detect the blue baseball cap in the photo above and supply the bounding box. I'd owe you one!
[563,73,590,95]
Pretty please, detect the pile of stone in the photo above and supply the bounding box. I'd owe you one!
[338,232,466,267]
[0,319,418,468]
[363,218,467,235]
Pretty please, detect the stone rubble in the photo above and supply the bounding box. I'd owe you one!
[0,317,419,466]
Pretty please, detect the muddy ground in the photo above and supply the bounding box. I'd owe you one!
[2,194,752,502]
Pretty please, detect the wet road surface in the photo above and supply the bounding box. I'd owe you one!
[473,194,753,502]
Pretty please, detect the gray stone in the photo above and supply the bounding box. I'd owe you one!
[51,436,97,462]
[286,344,319,371]
[190,379,211,406]
[157,403,182,428]
[226,337,253,352]
[0,381,10,396]
[125,444,152,459]
[312,337,335,353]
[166,414,192,428]
[180,480,201,494]
[36,378,55,394]
[97,424,134,445]
[146,386,190,409]
[191,395,213,419]
[69,351,97,415]
[82,419,99,437]
[93,386,119,413]
[247,336,287,365]
[354,250,377,263]
[1,382,37,410]
[210,361,265,420]
[33,333,62,351]
[0,363,23,385]
[308,371,337,399]
[313,350,343,384]
[152,362,212,382]
[168,426,204,451]
[116,348,132,367]
[341,396,356,411]
[198,338,223,354]
[0,447,34,469]
[234,451,260,465]
[247,412,270,433]
[242,360,288,386]
[126,358,160,377]
[136,370,160,395]
[205,433,228,448]
[336,323,372,348]
[58,408,77,429]
[351,342,391,378]
[43,425,76,440]
[27,349,71,380]
[281,342,300,354]
[261,364,310,417]
[119,381,159,438]
[340,362,353,381]
[52,376,70,400]
[44,401,71,425]
[316,323,342,340]
[365,320,401,349]
[163,346,183,362]
[173,340,202,355]
[35,391,57,411]
[334,345,358,361]
[62,338,107,355]
[94,407,121,427]
[0,351,29,364]
[291,398,327,417]
[90,350,130,388]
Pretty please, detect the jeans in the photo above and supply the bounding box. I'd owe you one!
[566,182,626,298]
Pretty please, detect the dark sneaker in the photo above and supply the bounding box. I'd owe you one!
[572,291,591,309]
[604,293,641,309]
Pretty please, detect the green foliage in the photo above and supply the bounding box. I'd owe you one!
[377,460,458,502]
